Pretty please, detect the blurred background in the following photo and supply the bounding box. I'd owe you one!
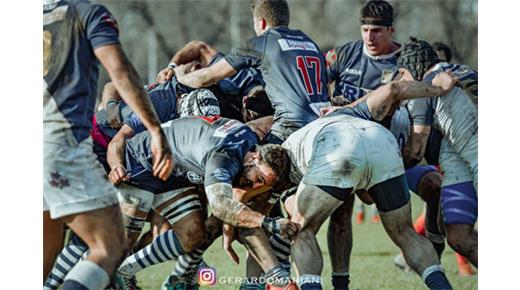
[95,0,477,91]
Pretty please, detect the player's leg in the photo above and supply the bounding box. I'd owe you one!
[44,232,89,290]
[327,194,354,290]
[116,187,205,288]
[439,139,478,267]
[62,204,127,290]
[406,166,445,256]
[117,185,155,250]
[368,174,452,290]
[163,214,222,289]
[290,183,346,290]
[43,211,65,282]
[44,136,125,290]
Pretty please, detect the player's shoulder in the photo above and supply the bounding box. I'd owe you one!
[326,40,362,69]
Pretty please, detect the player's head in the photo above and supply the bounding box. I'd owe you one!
[359,0,395,56]
[432,41,452,63]
[242,85,274,122]
[239,144,291,191]
[251,0,290,36]
[397,37,439,81]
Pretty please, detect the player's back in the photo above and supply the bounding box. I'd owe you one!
[254,27,331,138]
[44,0,120,142]
[127,116,258,179]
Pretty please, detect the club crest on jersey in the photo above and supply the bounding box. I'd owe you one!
[381,69,394,84]
[278,39,318,53]
[187,172,203,184]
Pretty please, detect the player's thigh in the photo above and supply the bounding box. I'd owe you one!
[153,187,205,248]
[117,184,155,234]
[291,182,344,233]
[62,204,125,250]
[43,136,119,220]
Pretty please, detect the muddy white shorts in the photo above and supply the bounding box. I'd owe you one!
[43,134,119,219]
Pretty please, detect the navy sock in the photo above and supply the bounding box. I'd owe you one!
[332,273,350,290]
[301,282,322,290]
[424,270,452,290]
[61,280,89,290]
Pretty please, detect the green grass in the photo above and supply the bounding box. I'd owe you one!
[135,194,477,289]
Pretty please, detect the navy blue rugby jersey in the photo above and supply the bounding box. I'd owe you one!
[223,26,331,140]
[126,116,259,189]
[326,40,401,104]
[44,0,120,142]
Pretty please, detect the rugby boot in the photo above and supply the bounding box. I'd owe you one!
[114,272,141,290]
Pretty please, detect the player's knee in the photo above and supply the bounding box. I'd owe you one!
[176,217,206,252]
[418,172,442,202]
[446,225,472,253]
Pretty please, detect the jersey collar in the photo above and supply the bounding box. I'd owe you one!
[362,41,402,60]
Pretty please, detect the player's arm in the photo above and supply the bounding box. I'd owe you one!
[402,125,431,168]
[364,71,457,120]
[174,58,237,88]
[94,43,173,180]
[98,82,121,110]
[106,125,135,184]
[157,41,219,82]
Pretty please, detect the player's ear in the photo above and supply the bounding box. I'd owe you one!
[260,17,268,30]
[389,26,395,35]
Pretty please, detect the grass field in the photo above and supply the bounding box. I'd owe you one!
[135,194,477,289]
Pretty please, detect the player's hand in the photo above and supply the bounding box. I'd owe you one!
[108,164,130,185]
[262,216,299,239]
[173,63,195,79]
[150,130,174,181]
[320,106,342,116]
[432,71,458,94]
[156,67,175,83]
[222,224,240,264]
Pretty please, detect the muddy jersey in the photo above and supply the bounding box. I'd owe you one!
[326,40,401,104]
[407,62,477,158]
[44,0,120,143]
[126,116,259,188]
[326,101,411,150]
[223,26,331,140]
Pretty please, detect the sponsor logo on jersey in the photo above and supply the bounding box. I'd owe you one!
[211,168,231,182]
[278,39,318,53]
[213,119,243,138]
[344,68,362,75]
[187,171,203,184]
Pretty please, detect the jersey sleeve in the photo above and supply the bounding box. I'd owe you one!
[76,2,120,49]
[224,36,265,71]
[406,98,434,126]
[204,150,242,188]
[325,47,340,83]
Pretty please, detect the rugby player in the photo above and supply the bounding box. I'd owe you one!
[110,116,298,290]
[398,38,478,267]
[43,1,173,289]
[324,2,446,287]
[167,0,330,144]
[283,76,457,290]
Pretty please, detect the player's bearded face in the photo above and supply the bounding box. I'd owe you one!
[361,24,393,56]
[239,160,276,191]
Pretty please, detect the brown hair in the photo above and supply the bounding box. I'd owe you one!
[256,144,291,187]
[251,0,290,27]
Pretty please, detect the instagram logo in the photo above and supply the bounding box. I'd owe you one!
[198,267,216,286]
